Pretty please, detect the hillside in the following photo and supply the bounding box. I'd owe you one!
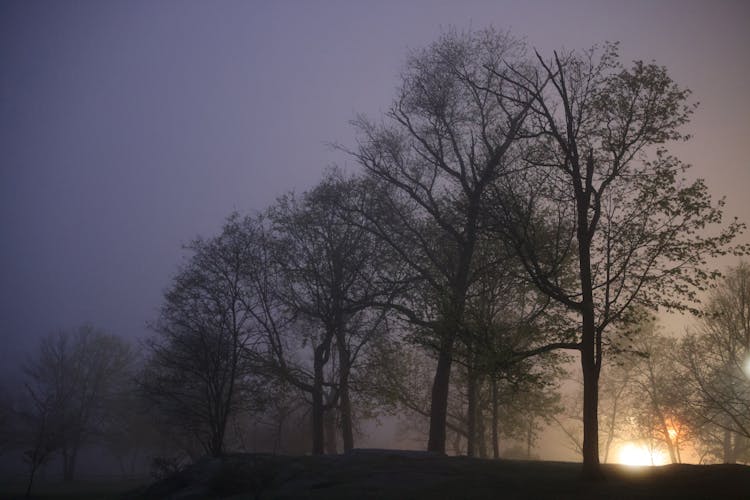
[131,450,750,499]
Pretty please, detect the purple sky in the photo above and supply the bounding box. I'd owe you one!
[1,0,749,377]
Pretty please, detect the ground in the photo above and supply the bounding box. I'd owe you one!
[4,451,750,499]
[132,450,750,499]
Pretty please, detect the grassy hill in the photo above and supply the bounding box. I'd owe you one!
[126,449,750,499]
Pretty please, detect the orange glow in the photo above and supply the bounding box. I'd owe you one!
[664,417,684,442]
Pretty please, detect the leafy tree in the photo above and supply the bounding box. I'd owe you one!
[23,325,134,480]
[491,43,745,477]
[246,174,395,454]
[141,221,267,457]
[346,28,536,453]
[458,261,568,457]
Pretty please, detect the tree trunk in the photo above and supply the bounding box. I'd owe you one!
[662,423,678,464]
[25,462,39,499]
[427,256,470,454]
[526,419,534,459]
[339,389,353,452]
[337,339,354,452]
[62,445,78,481]
[603,400,616,463]
[580,333,602,479]
[211,428,224,457]
[273,410,286,454]
[723,429,736,464]
[324,409,338,454]
[491,378,500,459]
[466,363,477,457]
[312,348,326,455]
[427,344,453,453]
[578,188,603,480]
[476,391,487,459]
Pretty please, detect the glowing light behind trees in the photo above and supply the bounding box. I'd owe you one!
[617,442,668,466]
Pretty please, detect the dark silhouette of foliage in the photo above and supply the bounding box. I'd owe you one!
[141,221,267,457]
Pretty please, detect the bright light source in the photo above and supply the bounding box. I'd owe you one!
[743,355,750,379]
[617,443,667,466]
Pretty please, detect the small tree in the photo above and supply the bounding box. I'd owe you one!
[250,173,394,454]
[24,325,134,480]
[16,387,60,498]
[141,220,266,457]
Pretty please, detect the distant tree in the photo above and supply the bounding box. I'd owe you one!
[625,326,687,463]
[101,385,163,477]
[346,28,537,454]
[597,337,641,463]
[23,325,134,480]
[0,384,13,454]
[458,262,569,458]
[677,262,750,463]
[17,387,60,498]
[550,380,585,459]
[141,220,267,457]
[491,42,745,477]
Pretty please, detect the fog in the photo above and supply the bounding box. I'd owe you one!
[1,0,749,492]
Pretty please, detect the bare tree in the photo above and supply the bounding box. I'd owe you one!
[23,325,134,480]
[0,384,13,454]
[597,344,640,463]
[624,326,686,463]
[141,219,266,457]
[677,262,750,463]
[245,174,395,454]
[17,388,60,499]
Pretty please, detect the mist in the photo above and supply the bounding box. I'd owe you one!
[2,1,750,498]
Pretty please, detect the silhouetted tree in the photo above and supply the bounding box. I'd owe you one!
[266,174,394,453]
[0,384,12,454]
[18,387,60,498]
[490,43,745,478]
[23,325,134,480]
[141,220,266,457]
[346,28,536,453]
[458,261,569,457]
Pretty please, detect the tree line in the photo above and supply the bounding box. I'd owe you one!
[1,28,747,485]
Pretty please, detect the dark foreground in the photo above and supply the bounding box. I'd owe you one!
[125,450,750,499]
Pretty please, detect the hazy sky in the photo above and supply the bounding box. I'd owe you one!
[1,0,749,377]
